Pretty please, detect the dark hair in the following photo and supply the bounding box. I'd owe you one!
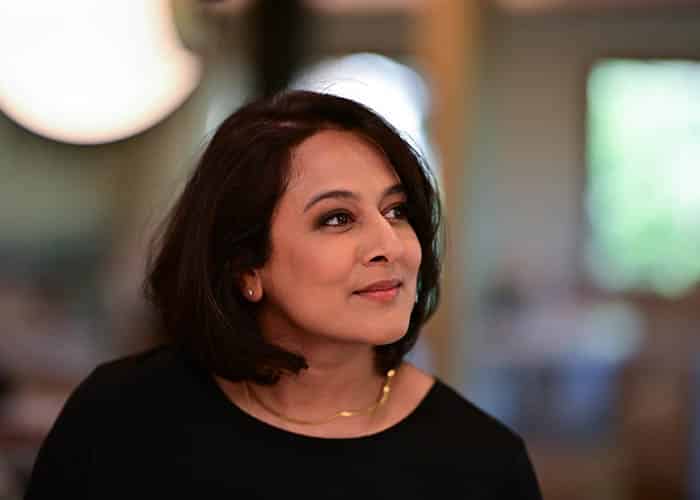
[145,90,442,384]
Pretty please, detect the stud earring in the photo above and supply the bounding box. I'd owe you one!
[247,289,254,297]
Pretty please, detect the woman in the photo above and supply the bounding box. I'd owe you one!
[25,90,542,498]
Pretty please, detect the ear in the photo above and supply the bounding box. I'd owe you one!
[239,269,263,302]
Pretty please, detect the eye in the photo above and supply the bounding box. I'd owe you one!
[320,211,354,227]
[385,202,410,221]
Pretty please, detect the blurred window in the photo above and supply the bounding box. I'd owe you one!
[585,59,700,297]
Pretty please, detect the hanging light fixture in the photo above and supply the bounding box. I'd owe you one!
[0,0,202,145]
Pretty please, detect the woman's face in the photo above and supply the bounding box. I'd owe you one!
[254,129,422,348]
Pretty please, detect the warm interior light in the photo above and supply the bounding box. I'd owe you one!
[0,0,202,144]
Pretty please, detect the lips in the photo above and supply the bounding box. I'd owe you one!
[355,279,402,294]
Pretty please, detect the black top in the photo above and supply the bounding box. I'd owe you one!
[25,346,542,499]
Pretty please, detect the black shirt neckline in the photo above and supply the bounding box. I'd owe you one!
[198,361,441,446]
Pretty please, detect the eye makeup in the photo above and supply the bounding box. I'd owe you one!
[314,202,411,229]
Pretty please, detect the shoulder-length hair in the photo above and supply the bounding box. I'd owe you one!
[145,90,442,384]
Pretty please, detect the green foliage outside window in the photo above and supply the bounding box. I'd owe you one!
[586,59,700,297]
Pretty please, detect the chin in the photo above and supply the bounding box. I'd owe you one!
[370,325,409,346]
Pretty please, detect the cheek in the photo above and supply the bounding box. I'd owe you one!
[276,239,353,292]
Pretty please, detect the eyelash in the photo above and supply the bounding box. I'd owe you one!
[318,203,410,228]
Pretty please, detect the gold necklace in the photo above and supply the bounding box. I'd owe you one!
[244,369,396,426]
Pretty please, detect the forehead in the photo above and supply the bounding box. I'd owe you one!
[286,129,400,198]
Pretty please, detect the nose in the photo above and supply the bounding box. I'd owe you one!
[362,213,404,265]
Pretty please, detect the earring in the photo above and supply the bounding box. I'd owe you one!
[247,289,254,297]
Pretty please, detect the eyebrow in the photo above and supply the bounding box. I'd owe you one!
[303,183,406,213]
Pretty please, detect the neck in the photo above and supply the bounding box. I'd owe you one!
[254,342,383,419]
[214,318,399,434]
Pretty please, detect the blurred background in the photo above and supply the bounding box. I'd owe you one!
[1,0,700,498]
